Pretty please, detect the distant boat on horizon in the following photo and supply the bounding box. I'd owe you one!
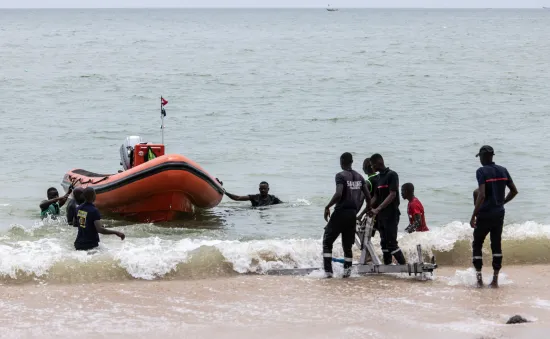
[326,4,338,11]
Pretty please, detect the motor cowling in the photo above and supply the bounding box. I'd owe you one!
[119,136,143,170]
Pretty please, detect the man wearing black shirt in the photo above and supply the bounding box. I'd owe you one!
[471,145,518,288]
[225,181,283,207]
[323,152,371,278]
[74,187,125,250]
[368,153,406,265]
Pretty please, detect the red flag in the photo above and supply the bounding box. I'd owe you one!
[161,97,168,106]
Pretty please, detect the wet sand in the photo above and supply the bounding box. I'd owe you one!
[1,266,549,339]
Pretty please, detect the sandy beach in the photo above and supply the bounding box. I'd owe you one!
[1,266,549,338]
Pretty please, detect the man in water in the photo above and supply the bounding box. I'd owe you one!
[225,182,283,207]
[323,152,371,278]
[471,145,518,288]
[74,187,125,251]
[66,187,85,226]
[40,187,72,220]
[401,183,429,233]
[367,153,406,265]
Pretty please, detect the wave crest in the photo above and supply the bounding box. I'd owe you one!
[0,221,548,284]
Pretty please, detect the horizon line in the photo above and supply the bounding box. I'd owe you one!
[0,6,545,9]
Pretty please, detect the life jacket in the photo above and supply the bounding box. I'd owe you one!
[40,202,60,219]
[145,147,157,162]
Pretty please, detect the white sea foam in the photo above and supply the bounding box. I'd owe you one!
[446,267,513,287]
[0,221,548,282]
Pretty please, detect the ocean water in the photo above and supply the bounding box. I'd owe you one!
[0,7,550,291]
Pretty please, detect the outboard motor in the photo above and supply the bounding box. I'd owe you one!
[120,136,144,170]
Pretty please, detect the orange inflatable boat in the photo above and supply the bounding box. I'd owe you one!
[61,136,224,223]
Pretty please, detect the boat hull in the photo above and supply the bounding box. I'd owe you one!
[61,154,224,223]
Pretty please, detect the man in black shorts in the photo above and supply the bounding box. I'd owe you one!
[471,145,518,288]
[368,153,406,265]
[323,152,371,278]
[225,181,283,207]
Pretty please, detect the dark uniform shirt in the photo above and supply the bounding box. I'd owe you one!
[334,169,366,212]
[248,194,282,207]
[375,167,400,219]
[476,162,512,218]
[74,202,101,249]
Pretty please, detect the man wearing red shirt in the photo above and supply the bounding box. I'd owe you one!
[401,183,429,233]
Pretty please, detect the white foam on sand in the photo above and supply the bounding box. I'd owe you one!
[446,267,513,287]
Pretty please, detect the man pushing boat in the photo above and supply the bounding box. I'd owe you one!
[40,186,72,220]
[225,181,283,207]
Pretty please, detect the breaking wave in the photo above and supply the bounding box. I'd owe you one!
[0,221,549,284]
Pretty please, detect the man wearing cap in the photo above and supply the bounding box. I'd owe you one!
[471,145,518,288]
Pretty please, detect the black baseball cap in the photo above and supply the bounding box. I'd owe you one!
[476,145,495,157]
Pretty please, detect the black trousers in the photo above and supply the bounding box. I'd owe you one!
[472,213,504,271]
[322,209,356,273]
[377,214,406,265]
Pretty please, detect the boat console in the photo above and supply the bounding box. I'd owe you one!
[119,136,165,170]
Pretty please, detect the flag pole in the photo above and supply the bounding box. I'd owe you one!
[160,95,164,145]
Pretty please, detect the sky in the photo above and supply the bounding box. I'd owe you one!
[0,0,547,8]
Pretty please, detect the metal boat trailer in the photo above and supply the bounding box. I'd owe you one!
[266,219,438,279]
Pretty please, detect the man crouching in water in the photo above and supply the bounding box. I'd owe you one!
[323,152,371,278]
[74,187,125,251]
